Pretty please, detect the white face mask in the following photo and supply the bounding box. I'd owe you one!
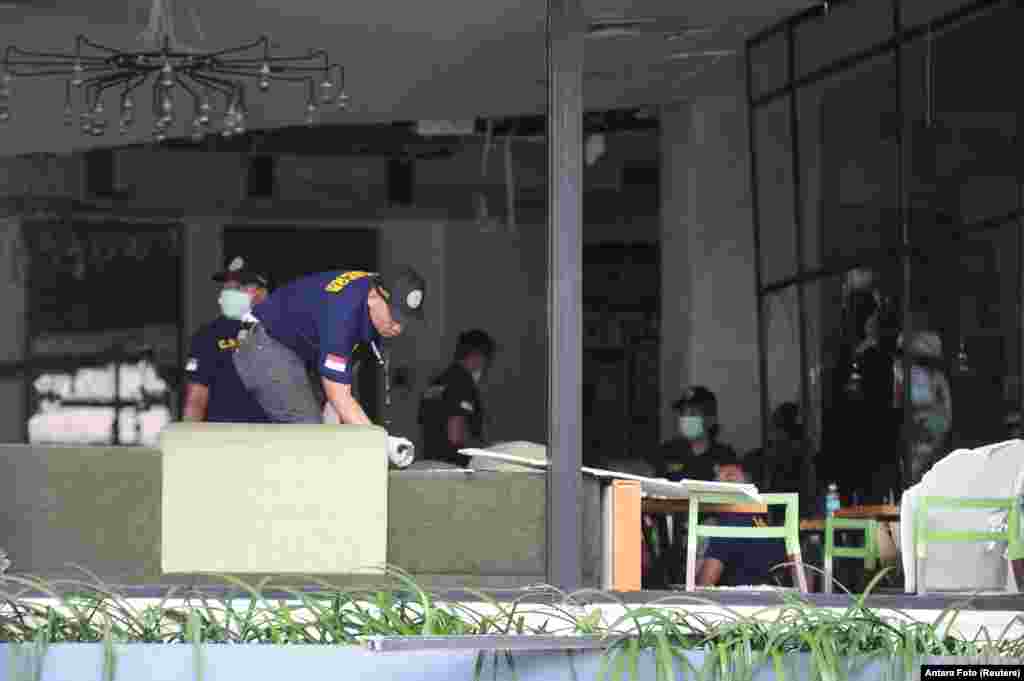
[218,289,252,320]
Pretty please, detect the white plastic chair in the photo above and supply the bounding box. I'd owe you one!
[901,440,1024,593]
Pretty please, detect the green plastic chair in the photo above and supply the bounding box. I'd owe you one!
[685,492,807,592]
[913,496,1024,595]
[823,517,881,594]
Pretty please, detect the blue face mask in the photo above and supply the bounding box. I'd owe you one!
[679,415,705,441]
[910,367,933,405]
[218,289,252,320]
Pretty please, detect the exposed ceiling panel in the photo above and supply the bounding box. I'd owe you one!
[0,0,809,156]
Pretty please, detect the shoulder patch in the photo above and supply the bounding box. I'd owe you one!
[324,354,348,372]
[325,271,372,294]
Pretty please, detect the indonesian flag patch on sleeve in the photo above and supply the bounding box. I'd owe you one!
[324,354,348,372]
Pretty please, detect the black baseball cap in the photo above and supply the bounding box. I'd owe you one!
[212,255,270,288]
[374,266,426,327]
[672,386,718,415]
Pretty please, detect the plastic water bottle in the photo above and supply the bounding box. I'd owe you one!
[826,483,841,517]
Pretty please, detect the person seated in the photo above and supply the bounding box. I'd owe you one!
[602,455,656,478]
[649,386,739,587]
[652,386,738,482]
[746,402,818,515]
[696,456,791,588]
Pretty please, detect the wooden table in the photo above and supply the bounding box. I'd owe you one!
[642,497,767,515]
[800,505,901,531]
[798,505,901,594]
[459,448,765,592]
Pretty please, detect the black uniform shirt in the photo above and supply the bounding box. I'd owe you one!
[652,438,737,482]
[185,317,271,423]
[418,363,484,467]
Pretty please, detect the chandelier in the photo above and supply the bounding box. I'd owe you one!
[0,0,348,142]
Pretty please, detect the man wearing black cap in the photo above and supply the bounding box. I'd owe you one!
[183,255,272,423]
[649,386,740,586]
[231,266,426,465]
[418,329,496,467]
[653,386,738,482]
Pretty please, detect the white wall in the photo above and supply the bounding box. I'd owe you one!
[0,217,27,441]
[0,125,656,447]
[660,95,763,455]
[442,222,548,445]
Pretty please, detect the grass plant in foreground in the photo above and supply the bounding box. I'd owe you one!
[0,564,1021,680]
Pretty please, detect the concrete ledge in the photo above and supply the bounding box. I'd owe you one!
[161,423,390,575]
[0,441,604,587]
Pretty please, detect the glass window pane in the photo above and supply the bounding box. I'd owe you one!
[762,286,802,427]
[755,99,797,286]
[901,0,974,28]
[750,31,789,100]
[795,0,893,80]
[800,55,899,263]
[760,286,820,516]
[907,225,1021,483]
[802,280,825,453]
[796,79,823,271]
[814,264,903,504]
[902,6,1019,238]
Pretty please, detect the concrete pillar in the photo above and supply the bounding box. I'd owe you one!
[0,216,27,442]
[659,94,762,455]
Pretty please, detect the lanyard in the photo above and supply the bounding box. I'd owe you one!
[371,341,392,431]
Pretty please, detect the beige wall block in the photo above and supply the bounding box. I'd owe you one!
[161,423,388,575]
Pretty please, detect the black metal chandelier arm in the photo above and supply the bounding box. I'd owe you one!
[173,73,201,101]
[150,78,160,115]
[75,35,123,55]
[115,49,191,60]
[205,67,310,83]
[202,36,269,60]
[217,63,334,73]
[173,75,207,116]
[185,71,235,97]
[82,76,140,105]
[121,73,151,97]
[84,72,141,93]
[4,48,109,63]
[213,51,323,65]
[188,70,239,92]
[1,60,116,72]
[3,67,117,78]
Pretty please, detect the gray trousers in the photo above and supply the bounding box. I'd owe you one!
[232,323,323,424]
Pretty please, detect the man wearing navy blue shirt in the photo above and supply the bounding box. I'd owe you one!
[697,456,792,588]
[418,329,496,467]
[183,255,272,423]
[232,266,425,463]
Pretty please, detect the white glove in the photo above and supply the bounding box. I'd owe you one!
[387,435,415,469]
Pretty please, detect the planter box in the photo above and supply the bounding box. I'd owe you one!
[0,642,909,681]
[161,423,389,575]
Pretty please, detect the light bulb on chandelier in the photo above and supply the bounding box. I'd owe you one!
[0,0,350,143]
